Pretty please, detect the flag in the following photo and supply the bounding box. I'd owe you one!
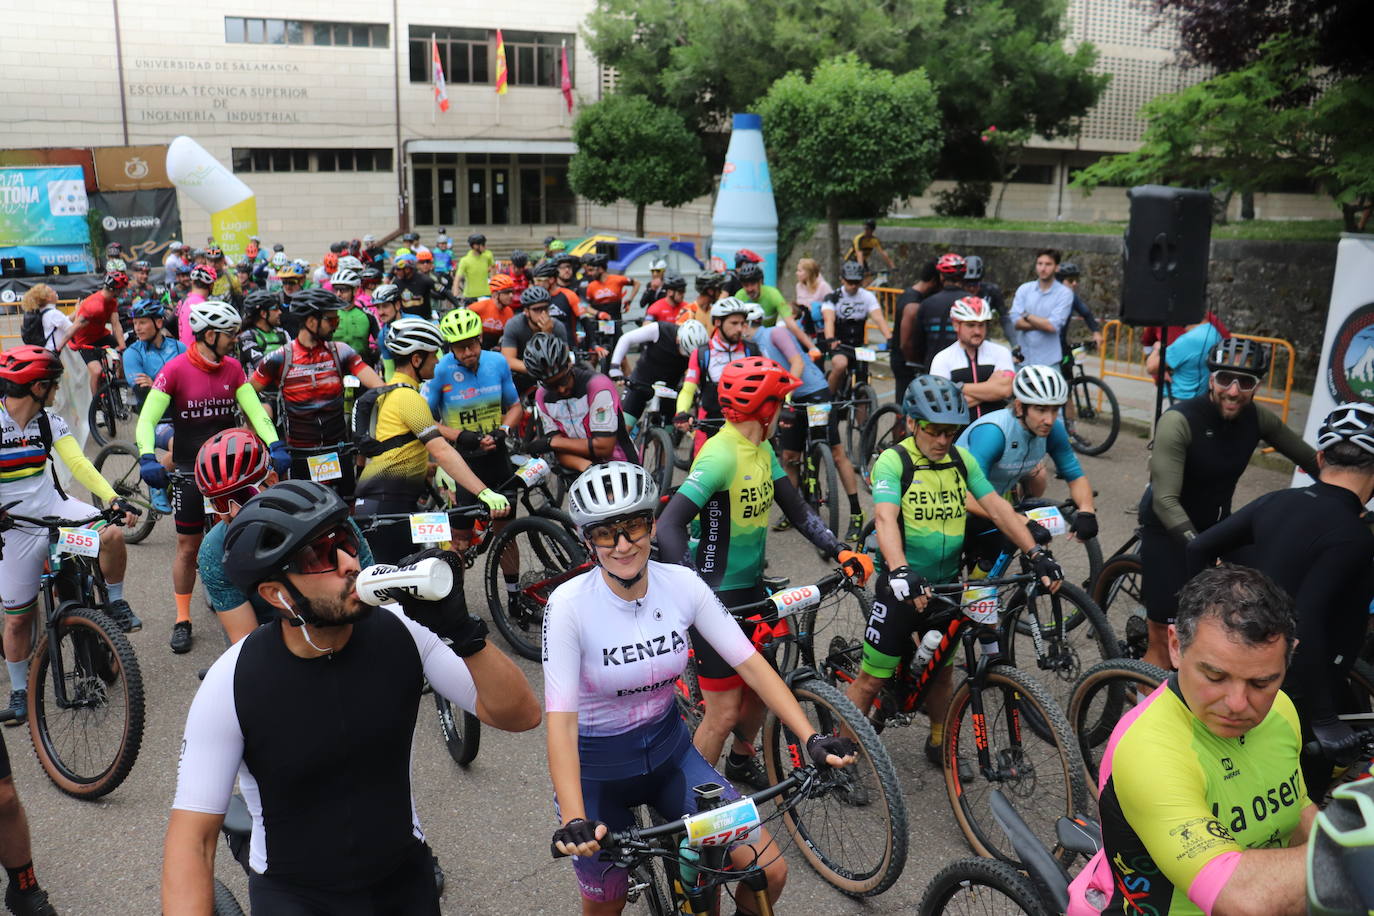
[431,35,450,113]
[494,29,508,95]
[560,42,573,113]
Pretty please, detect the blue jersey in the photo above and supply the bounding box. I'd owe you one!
[123,334,187,407]
[1165,322,1223,401]
[425,349,518,433]
[755,325,827,397]
[958,407,1083,495]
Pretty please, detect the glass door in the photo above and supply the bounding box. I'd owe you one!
[437,167,458,226]
[491,168,510,225]
[467,169,488,225]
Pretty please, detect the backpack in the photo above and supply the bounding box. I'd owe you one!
[20,308,50,348]
[351,384,415,458]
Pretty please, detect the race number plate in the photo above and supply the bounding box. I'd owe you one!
[1025,506,1067,537]
[343,375,361,389]
[58,527,101,559]
[961,586,1000,624]
[653,384,678,400]
[598,319,616,335]
[307,452,343,482]
[683,797,761,848]
[854,347,877,362]
[515,457,551,486]
[806,403,832,427]
[770,584,821,618]
[409,512,451,544]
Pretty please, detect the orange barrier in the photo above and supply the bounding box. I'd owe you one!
[868,286,902,327]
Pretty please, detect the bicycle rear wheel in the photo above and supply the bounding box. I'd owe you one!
[943,663,1089,866]
[638,426,676,497]
[1066,375,1120,456]
[857,404,903,492]
[434,691,482,766]
[801,441,842,540]
[846,383,878,462]
[918,856,1051,916]
[1068,658,1167,789]
[88,387,118,446]
[1091,553,1147,660]
[1003,581,1119,714]
[28,606,145,799]
[92,442,159,544]
[761,673,908,897]
[212,879,245,916]
[484,516,588,660]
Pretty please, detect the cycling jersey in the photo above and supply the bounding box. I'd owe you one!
[755,325,826,398]
[177,291,206,348]
[353,370,441,501]
[172,606,477,891]
[498,313,570,361]
[821,287,882,346]
[334,305,379,360]
[585,274,632,320]
[456,250,494,298]
[680,334,760,420]
[141,351,254,465]
[644,297,692,325]
[611,322,690,421]
[122,334,186,408]
[1075,677,1309,915]
[907,288,962,370]
[958,407,1083,495]
[468,297,516,349]
[929,340,1014,420]
[425,350,517,446]
[251,340,367,449]
[549,288,584,344]
[235,326,288,373]
[70,292,118,350]
[870,440,993,581]
[736,284,787,326]
[533,368,633,461]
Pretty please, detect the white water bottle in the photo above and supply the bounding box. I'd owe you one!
[914,630,943,666]
[355,558,454,606]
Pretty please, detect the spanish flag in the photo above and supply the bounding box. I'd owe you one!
[431,35,449,113]
[494,29,508,95]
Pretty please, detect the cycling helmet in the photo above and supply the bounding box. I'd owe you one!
[105,242,123,257]
[962,255,985,281]
[467,233,486,247]
[276,265,303,281]
[393,253,417,268]
[1055,261,1081,281]
[272,243,285,252]
[371,284,400,305]
[718,357,800,424]
[510,249,529,267]
[520,285,552,309]
[416,249,434,263]
[0,345,63,386]
[222,480,352,591]
[195,428,271,499]
[1208,338,1270,377]
[1307,778,1374,916]
[289,288,345,317]
[169,241,185,252]
[695,271,725,294]
[524,333,571,382]
[131,260,150,272]
[291,258,311,274]
[337,256,362,272]
[438,308,483,344]
[206,245,223,259]
[384,317,445,356]
[1012,364,1070,406]
[1317,402,1374,455]
[736,261,764,283]
[662,273,687,293]
[322,253,339,273]
[902,375,970,424]
[840,261,866,283]
[676,319,708,357]
[734,249,763,266]
[191,248,207,260]
[710,296,751,320]
[584,253,609,270]
[936,253,966,277]
[436,234,451,246]
[131,298,165,320]
[358,268,381,284]
[104,271,130,290]
[488,273,515,294]
[949,296,993,323]
[174,263,193,276]
[190,264,216,286]
[745,304,765,325]
[555,253,580,269]
[242,289,281,319]
[330,268,360,289]
[532,261,559,279]
[402,232,420,244]
[649,258,668,272]
[568,461,660,535]
[188,300,241,335]
[548,239,567,253]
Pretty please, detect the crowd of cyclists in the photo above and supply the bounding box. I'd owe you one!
[0,228,1369,916]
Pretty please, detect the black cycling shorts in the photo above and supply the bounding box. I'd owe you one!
[78,335,117,364]
[450,447,512,532]
[247,839,440,916]
[689,584,770,691]
[621,384,653,422]
[861,571,926,678]
[288,447,357,503]
[170,468,208,536]
[1139,524,1187,625]
[776,392,841,454]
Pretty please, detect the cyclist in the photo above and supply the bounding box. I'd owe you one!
[609,318,709,429]
[899,253,967,379]
[174,263,216,347]
[548,256,591,343]
[0,728,58,913]
[656,358,872,787]
[525,333,636,473]
[128,257,154,302]
[250,288,383,501]
[1053,261,1103,352]
[581,253,639,320]
[431,233,453,277]
[312,252,338,289]
[456,233,495,304]
[641,272,691,324]
[137,300,287,655]
[330,269,381,364]
[501,286,571,395]
[207,245,241,303]
[352,318,510,565]
[1186,401,1374,798]
[235,290,288,374]
[674,297,760,455]
[1068,564,1315,916]
[844,219,895,276]
[391,252,458,320]
[737,260,809,347]
[954,255,1013,352]
[58,271,129,397]
[357,266,381,311]
[468,273,518,350]
[163,480,539,915]
[848,374,1062,772]
[124,297,187,515]
[820,260,892,395]
[371,284,402,378]
[687,270,725,325]
[1137,339,1319,672]
[636,257,668,311]
[928,296,1014,420]
[546,460,858,915]
[505,249,531,295]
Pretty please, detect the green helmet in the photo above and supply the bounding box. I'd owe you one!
[438,307,483,344]
[548,239,566,253]
[1308,777,1374,915]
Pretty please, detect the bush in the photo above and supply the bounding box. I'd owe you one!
[932,180,991,218]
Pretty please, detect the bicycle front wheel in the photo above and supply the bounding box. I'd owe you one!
[943,663,1089,865]
[1004,581,1119,713]
[93,442,159,544]
[1068,658,1167,788]
[846,383,878,461]
[857,404,903,492]
[88,387,118,446]
[761,674,908,897]
[918,856,1052,916]
[1067,375,1120,456]
[434,692,482,766]
[485,516,588,660]
[638,426,675,497]
[28,606,145,799]
[1091,553,1147,660]
[802,440,842,541]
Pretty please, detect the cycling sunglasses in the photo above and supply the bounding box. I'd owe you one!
[917,421,963,439]
[290,524,360,575]
[1213,370,1260,391]
[585,513,654,549]
[210,483,263,516]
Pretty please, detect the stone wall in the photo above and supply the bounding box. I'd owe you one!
[789,224,1340,383]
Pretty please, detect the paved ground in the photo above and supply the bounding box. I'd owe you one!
[9,398,1300,915]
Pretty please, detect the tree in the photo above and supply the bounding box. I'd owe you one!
[756,55,942,272]
[567,95,709,236]
[1152,0,1372,77]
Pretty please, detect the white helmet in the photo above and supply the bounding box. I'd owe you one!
[331,268,360,289]
[710,296,751,320]
[677,319,708,356]
[188,300,241,334]
[270,251,288,269]
[1012,364,1069,406]
[949,296,993,323]
[385,317,445,355]
[337,255,364,272]
[745,304,765,325]
[568,461,660,534]
[649,258,668,272]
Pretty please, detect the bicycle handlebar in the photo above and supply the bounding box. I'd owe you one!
[724,571,849,619]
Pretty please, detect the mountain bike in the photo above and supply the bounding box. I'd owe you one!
[0,507,144,799]
[1067,658,1167,788]
[820,340,881,462]
[86,347,131,447]
[1088,531,1147,660]
[1062,344,1120,457]
[91,441,162,544]
[626,379,682,497]
[856,402,905,493]
[782,398,843,539]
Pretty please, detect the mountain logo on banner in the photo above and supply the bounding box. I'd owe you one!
[1328,301,1374,405]
[124,157,150,181]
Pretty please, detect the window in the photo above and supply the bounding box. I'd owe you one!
[503,31,574,87]
[1010,164,1056,185]
[231,148,393,173]
[410,26,490,84]
[224,17,388,48]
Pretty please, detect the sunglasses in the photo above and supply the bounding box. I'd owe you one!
[585,513,653,549]
[918,421,963,439]
[210,483,264,516]
[290,524,360,575]
[1213,370,1260,391]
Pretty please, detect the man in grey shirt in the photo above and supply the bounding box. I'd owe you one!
[1008,248,1075,369]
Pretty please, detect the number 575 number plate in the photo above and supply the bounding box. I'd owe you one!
[683,797,761,848]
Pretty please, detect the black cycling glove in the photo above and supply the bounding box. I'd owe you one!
[551,818,604,857]
[881,565,929,604]
[524,435,552,456]
[1312,716,1362,766]
[1071,511,1098,541]
[453,429,484,452]
[388,548,466,629]
[112,497,140,519]
[1026,519,1054,546]
[1028,548,1064,585]
[807,733,858,768]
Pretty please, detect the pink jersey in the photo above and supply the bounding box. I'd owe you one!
[178,292,207,348]
[151,351,247,465]
[533,368,631,461]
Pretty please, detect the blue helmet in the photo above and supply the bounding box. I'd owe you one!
[901,375,970,425]
[131,298,164,319]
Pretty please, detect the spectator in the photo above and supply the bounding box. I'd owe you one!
[1008,248,1074,369]
[793,258,832,309]
[18,284,71,352]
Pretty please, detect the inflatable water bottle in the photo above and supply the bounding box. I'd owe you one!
[711,113,779,286]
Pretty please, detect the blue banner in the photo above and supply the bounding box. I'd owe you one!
[0,166,93,246]
[0,245,95,274]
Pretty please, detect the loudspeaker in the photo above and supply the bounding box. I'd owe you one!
[1119,185,1212,327]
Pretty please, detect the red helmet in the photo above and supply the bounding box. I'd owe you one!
[936,253,966,277]
[190,264,217,286]
[323,253,339,272]
[104,271,130,290]
[489,273,515,293]
[718,357,800,424]
[0,345,63,386]
[194,428,271,500]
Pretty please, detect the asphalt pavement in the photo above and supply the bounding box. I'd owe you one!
[10,412,1300,915]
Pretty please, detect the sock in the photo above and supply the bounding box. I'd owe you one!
[6,661,27,694]
[107,581,124,602]
[848,493,861,514]
[5,862,36,894]
[929,723,944,746]
[175,592,193,625]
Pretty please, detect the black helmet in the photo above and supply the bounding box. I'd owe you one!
[1207,337,1269,377]
[584,253,609,269]
[532,261,559,279]
[272,243,285,252]
[554,253,580,268]
[524,333,570,381]
[360,267,382,282]
[1055,261,1081,281]
[840,261,866,283]
[288,287,345,318]
[736,261,763,283]
[510,249,529,267]
[901,375,970,425]
[243,289,281,320]
[468,233,486,247]
[962,255,985,281]
[131,259,151,271]
[520,285,551,309]
[222,481,351,592]
[662,272,687,292]
[695,271,724,294]
[402,232,419,243]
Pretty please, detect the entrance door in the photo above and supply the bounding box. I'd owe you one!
[491,168,509,225]
[437,167,458,226]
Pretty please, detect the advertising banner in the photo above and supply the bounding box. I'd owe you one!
[165,136,256,261]
[89,188,182,263]
[0,166,93,247]
[0,245,94,275]
[0,149,97,192]
[92,145,172,192]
